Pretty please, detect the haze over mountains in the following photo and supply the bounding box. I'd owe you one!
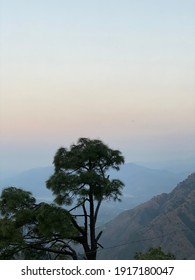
[137,157,195,175]
[0,166,54,202]
[0,159,194,259]
[97,173,195,260]
[0,160,193,223]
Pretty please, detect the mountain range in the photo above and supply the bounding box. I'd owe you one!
[97,173,195,259]
[0,162,194,259]
[0,163,187,223]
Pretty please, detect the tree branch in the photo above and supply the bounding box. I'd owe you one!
[71,217,85,236]
[94,199,102,223]
[82,202,88,235]
[68,197,88,213]
[29,244,78,260]
[95,230,103,243]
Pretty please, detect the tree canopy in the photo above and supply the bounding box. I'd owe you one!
[0,138,125,260]
[46,137,125,259]
[134,247,176,260]
[0,187,78,259]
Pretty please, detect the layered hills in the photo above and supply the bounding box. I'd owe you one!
[98,173,195,259]
[0,163,186,223]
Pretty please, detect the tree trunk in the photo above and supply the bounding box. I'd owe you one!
[88,190,97,260]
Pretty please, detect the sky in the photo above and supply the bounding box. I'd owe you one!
[0,0,195,177]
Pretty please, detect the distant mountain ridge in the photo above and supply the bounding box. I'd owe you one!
[137,157,195,174]
[0,166,54,202]
[98,173,195,259]
[0,163,188,223]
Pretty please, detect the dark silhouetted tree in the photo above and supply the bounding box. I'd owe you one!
[0,187,78,259]
[46,137,125,259]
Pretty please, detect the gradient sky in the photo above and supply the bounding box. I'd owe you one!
[0,0,195,177]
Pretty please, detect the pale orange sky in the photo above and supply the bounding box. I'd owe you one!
[0,0,195,176]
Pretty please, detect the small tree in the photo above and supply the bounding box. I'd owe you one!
[0,187,78,259]
[134,247,176,260]
[46,137,125,259]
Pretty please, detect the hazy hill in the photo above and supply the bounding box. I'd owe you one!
[109,162,185,201]
[98,173,195,259]
[0,163,187,223]
[138,157,195,174]
[0,166,54,202]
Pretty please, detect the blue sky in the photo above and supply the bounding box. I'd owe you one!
[0,0,195,176]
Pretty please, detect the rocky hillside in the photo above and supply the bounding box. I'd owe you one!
[98,173,195,259]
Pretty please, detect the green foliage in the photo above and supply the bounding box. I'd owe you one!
[0,219,22,243]
[36,203,75,238]
[47,137,125,205]
[0,187,35,217]
[0,187,78,260]
[0,138,125,260]
[134,247,176,260]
